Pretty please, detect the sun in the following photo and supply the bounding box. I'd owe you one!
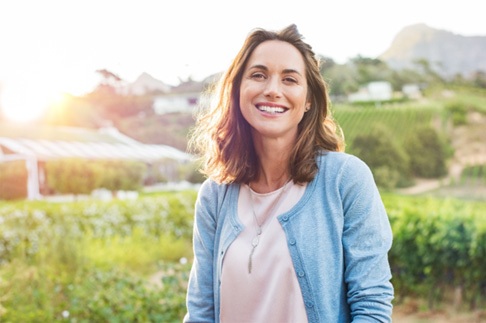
[0,82,65,123]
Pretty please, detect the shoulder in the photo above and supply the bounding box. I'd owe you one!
[317,151,372,178]
[197,178,233,209]
[315,151,377,197]
[198,178,226,199]
[198,178,220,196]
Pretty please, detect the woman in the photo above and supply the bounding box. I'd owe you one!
[184,24,394,323]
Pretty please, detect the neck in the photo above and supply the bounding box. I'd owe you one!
[251,137,293,193]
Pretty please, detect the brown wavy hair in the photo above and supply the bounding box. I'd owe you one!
[189,24,344,184]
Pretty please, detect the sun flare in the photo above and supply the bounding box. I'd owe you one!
[1,82,65,123]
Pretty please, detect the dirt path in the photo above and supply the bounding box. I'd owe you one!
[393,305,486,322]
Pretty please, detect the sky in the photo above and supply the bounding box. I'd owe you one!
[0,0,485,121]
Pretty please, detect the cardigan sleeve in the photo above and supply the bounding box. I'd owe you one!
[339,155,394,322]
[184,179,220,323]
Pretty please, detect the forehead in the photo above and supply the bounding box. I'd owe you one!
[247,40,306,72]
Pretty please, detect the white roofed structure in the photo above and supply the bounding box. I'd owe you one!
[0,125,192,162]
[0,125,193,200]
[0,137,192,162]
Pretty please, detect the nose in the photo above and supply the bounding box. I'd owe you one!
[263,77,282,98]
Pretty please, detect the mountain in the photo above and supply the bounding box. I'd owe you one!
[121,72,172,95]
[379,24,486,79]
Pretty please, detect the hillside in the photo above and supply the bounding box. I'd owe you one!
[159,87,486,198]
[379,24,486,79]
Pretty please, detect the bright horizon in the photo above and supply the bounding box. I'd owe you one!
[0,0,485,122]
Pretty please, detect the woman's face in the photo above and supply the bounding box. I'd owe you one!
[239,40,310,142]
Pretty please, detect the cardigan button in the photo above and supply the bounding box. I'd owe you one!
[298,271,305,277]
[282,215,289,221]
[289,239,296,245]
[305,301,314,308]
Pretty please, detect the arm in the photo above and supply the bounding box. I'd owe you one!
[184,180,220,323]
[340,156,394,322]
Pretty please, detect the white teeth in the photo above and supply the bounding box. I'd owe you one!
[257,105,286,114]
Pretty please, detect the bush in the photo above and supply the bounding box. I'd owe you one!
[0,192,196,263]
[384,194,486,309]
[45,158,102,195]
[45,158,147,195]
[0,262,190,322]
[98,160,147,192]
[352,124,412,188]
[1,191,485,318]
[64,263,190,322]
[404,126,448,178]
[445,101,468,126]
[0,191,197,321]
[144,161,169,185]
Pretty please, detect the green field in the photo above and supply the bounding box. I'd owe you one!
[333,102,443,152]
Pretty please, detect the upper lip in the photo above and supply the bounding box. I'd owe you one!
[255,102,288,109]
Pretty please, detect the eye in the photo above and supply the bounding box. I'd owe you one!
[250,72,266,80]
[283,76,298,83]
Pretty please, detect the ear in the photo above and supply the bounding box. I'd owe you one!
[305,103,311,112]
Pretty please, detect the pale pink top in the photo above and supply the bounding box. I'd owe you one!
[220,181,308,323]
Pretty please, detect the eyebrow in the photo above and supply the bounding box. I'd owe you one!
[248,64,303,77]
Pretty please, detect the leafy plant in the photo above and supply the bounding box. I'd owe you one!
[45,158,147,195]
[404,126,448,178]
[0,191,196,321]
[351,124,412,188]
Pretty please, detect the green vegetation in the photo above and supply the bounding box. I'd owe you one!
[333,103,442,152]
[352,124,412,188]
[0,160,27,200]
[45,159,148,195]
[331,103,451,189]
[461,165,486,185]
[1,191,485,321]
[0,191,196,322]
[0,158,204,200]
[404,126,448,178]
[384,193,486,309]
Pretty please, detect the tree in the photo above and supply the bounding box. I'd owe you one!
[96,69,123,88]
[472,71,486,89]
[350,56,392,85]
[351,124,412,189]
[413,59,444,84]
[404,126,448,178]
[321,63,359,98]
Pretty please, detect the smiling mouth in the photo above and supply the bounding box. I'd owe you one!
[256,105,288,114]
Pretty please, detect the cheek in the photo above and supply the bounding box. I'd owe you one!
[239,90,248,112]
[238,89,251,120]
[239,85,256,109]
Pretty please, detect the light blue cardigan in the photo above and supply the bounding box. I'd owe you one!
[184,151,394,322]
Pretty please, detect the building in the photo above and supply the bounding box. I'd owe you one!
[348,81,393,103]
[0,125,193,200]
[402,83,422,99]
[152,73,221,115]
